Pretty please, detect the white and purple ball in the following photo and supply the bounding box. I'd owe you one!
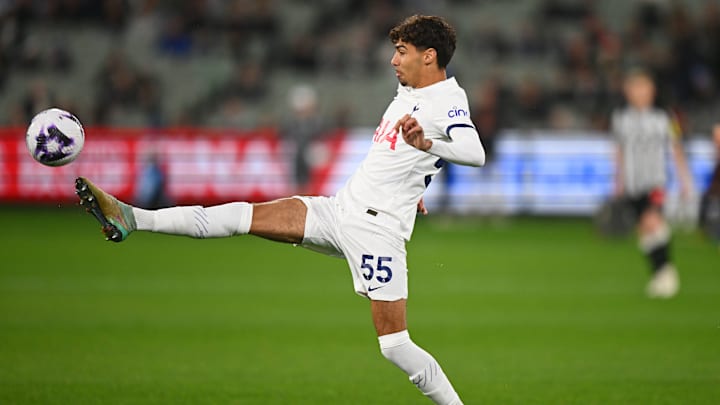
[25,108,85,167]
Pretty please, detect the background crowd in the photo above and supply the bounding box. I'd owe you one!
[1,0,720,138]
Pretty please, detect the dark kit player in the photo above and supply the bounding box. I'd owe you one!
[611,69,694,298]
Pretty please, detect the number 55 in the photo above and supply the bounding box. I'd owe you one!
[360,255,393,283]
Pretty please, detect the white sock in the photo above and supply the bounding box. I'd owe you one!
[132,202,253,238]
[379,330,462,405]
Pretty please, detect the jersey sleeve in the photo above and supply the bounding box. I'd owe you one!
[428,90,476,140]
[424,88,485,167]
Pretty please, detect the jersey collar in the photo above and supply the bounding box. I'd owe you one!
[397,77,458,97]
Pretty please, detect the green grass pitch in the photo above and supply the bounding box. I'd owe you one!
[1,206,719,404]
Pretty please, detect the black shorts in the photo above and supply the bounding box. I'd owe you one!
[626,188,665,219]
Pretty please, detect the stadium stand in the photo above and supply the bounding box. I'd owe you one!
[1,0,719,134]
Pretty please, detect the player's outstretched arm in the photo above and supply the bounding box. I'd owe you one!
[394,114,485,167]
[428,126,485,167]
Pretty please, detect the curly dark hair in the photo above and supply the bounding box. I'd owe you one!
[389,15,457,69]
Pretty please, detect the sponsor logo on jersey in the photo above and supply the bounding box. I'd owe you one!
[447,106,468,118]
[373,118,399,150]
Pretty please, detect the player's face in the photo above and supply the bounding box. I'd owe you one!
[624,76,655,109]
[391,41,425,87]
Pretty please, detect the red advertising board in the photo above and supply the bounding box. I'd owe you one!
[10,127,711,215]
[1,128,347,205]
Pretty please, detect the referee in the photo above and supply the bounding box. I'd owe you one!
[611,69,694,298]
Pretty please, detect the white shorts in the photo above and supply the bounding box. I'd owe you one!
[294,195,408,301]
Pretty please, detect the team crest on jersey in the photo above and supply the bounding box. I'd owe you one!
[373,119,399,150]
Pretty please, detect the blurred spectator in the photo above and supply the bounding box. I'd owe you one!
[93,50,162,126]
[219,63,268,102]
[511,77,549,129]
[122,0,162,59]
[559,34,592,77]
[191,62,268,126]
[0,0,33,71]
[471,77,508,161]
[22,79,54,121]
[288,34,319,72]
[516,20,548,58]
[700,125,720,243]
[157,13,193,56]
[18,77,81,124]
[3,0,720,130]
[667,3,713,103]
[207,97,257,129]
[103,0,130,31]
[7,103,28,127]
[280,84,326,193]
[470,24,511,61]
[700,1,720,86]
[188,61,269,129]
[46,0,102,21]
[541,0,593,22]
[0,56,7,92]
[548,104,582,130]
[226,0,279,62]
[45,0,130,29]
[634,0,665,33]
[12,35,72,73]
[95,50,136,102]
[180,60,269,128]
[134,152,172,209]
[47,42,73,72]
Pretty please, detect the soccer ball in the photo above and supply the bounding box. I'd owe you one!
[25,108,85,167]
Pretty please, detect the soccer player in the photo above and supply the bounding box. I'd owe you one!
[611,69,693,298]
[76,15,484,404]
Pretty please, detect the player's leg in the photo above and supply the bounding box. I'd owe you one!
[249,198,306,244]
[637,205,678,297]
[336,217,462,404]
[373,299,463,405]
[76,176,306,244]
[134,198,306,242]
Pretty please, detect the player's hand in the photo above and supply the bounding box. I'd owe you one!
[417,198,428,215]
[394,114,432,152]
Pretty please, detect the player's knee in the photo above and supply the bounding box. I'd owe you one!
[379,341,396,362]
[639,209,663,230]
[380,344,396,363]
[378,330,411,364]
[639,220,670,252]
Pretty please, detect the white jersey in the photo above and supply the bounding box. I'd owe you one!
[336,77,475,240]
